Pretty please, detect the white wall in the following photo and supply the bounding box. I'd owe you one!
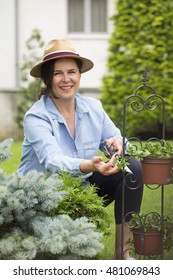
[0,0,114,91]
[0,91,20,139]
[0,0,115,138]
[0,0,16,89]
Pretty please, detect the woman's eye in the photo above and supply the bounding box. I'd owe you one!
[53,70,77,76]
[54,72,61,75]
[68,70,76,74]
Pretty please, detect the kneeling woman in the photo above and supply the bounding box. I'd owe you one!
[18,39,143,260]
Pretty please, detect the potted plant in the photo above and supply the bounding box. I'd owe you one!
[130,212,173,257]
[127,139,173,185]
[130,212,162,256]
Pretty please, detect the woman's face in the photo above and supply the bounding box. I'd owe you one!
[51,58,81,100]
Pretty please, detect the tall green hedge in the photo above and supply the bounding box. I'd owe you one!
[100,0,173,138]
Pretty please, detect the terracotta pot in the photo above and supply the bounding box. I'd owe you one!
[133,228,162,256]
[142,157,173,185]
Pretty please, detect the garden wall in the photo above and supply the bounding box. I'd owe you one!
[0,90,22,140]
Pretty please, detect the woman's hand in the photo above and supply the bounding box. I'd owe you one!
[80,154,119,176]
[104,138,123,157]
[92,155,120,176]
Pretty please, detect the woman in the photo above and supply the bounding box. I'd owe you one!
[18,39,143,259]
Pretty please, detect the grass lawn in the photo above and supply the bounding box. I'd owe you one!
[0,141,173,259]
[0,141,22,173]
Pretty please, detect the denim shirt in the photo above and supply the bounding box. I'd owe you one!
[18,94,123,177]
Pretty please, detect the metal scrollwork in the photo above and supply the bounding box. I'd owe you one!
[130,95,145,112]
[121,71,166,259]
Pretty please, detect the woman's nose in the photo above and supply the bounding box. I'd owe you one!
[62,73,70,82]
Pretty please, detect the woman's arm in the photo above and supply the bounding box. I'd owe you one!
[80,154,119,176]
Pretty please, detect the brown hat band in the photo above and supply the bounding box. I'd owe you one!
[43,51,79,61]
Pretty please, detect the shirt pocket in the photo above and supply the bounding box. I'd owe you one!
[82,139,99,159]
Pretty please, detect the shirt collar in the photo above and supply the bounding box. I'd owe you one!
[44,94,89,121]
[75,94,89,118]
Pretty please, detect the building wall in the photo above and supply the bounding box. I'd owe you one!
[0,0,115,139]
[0,90,21,139]
[0,0,16,89]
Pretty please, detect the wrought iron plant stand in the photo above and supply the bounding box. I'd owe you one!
[121,71,170,259]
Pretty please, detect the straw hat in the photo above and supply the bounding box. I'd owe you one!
[30,39,94,77]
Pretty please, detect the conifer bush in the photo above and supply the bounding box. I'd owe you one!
[0,139,106,260]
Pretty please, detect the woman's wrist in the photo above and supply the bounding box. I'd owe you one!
[80,159,94,174]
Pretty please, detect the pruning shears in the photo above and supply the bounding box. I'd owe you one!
[104,145,132,173]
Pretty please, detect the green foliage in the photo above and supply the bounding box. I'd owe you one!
[114,154,130,172]
[49,172,110,235]
[163,215,173,252]
[0,140,104,259]
[1,141,173,259]
[100,0,173,137]
[15,29,44,128]
[131,212,162,231]
[127,139,173,159]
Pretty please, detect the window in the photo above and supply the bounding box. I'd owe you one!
[68,0,108,33]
